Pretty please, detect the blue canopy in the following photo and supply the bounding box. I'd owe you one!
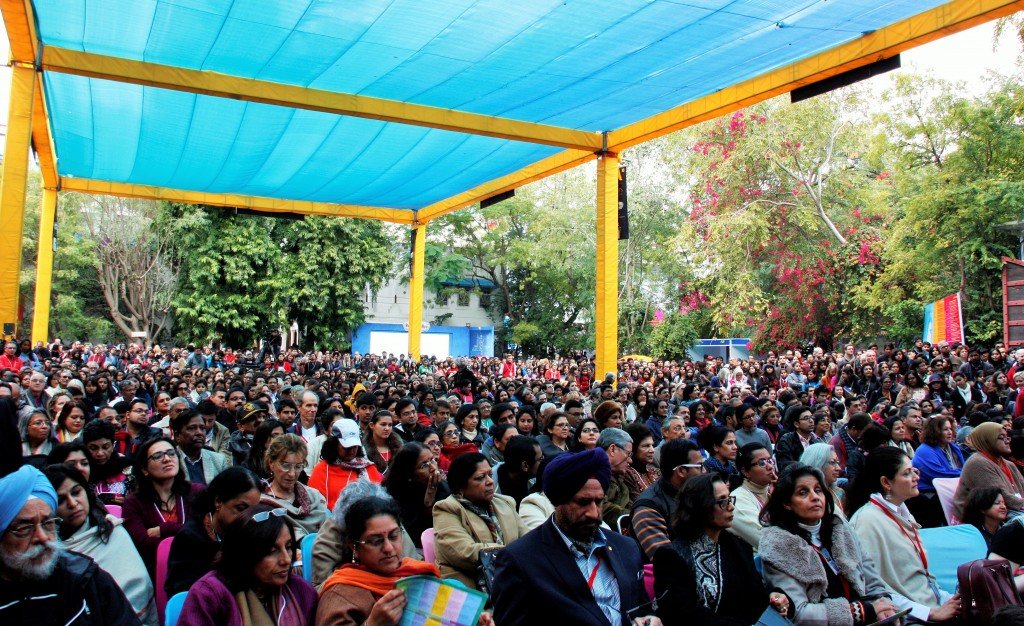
[5,0,1014,218]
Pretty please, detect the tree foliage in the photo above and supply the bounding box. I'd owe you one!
[165,205,393,349]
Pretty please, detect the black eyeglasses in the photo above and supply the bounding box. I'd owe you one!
[714,496,737,510]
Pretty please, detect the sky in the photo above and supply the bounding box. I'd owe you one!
[0,17,1018,136]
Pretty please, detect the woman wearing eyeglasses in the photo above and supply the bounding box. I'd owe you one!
[800,443,847,517]
[436,419,479,472]
[316,496,493,626]
[383,442,450,550]
[654,473,788,626]
[949,422,1024,522]
[536,412,571,460]
[177,504,317,626]
[261,434,328,542]
[122,436,202,579]
[848,447,961,623]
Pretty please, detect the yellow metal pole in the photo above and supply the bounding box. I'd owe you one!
[595,153,619,383]
[408,223,427,361]
[0,63,36,336]
[31,189,57,344]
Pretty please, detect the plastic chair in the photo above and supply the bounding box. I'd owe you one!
[421,528,436,565]
[932,477,960,525]
[164,591,188,626]
[919,524,987,595]
[754,554,762,575]
[615,514,630,536]
[155,536,174,625]
[642,563,655,601]
[300,532,317,582]
[105,504,122,518]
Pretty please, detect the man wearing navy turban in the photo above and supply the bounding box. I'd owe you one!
[490,448,662,626]
[0,465,141,625]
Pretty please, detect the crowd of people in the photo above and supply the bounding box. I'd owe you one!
[2,337,1024,625]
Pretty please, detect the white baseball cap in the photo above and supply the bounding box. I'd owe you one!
[331,418,362,448]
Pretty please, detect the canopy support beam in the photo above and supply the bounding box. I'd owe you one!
[595,153,619,384]
[58,178,416,224]
[408,223,427,361]
[31,188,56,344]
[0,63,36,335]
[40,46,604,152]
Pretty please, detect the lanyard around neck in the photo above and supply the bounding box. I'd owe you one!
[870,499,928,570]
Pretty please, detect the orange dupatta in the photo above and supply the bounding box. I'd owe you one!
[321,558,441,597]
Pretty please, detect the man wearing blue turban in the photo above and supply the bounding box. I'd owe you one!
[490,448,663,626]
[0,465,141,625]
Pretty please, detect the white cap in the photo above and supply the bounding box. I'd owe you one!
[331,418,362,448]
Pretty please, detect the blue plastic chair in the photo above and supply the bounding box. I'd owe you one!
[919,524,987,594]
[754,554,763,576]
[301,532,318,582]
[164,591,188,626]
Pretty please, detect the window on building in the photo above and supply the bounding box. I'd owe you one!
[457,291,471,307]
[479,293,491,308]
[435,293,450,306]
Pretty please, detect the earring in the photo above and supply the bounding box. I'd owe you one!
[351,552,359,564]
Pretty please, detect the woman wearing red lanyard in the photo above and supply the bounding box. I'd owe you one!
[759,464,897,626]
[849,447,961,623]
[122,436,202,579]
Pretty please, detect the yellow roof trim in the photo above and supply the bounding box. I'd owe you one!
[417,148,598,221]
[58,178,416,224]
[39,46,604,152]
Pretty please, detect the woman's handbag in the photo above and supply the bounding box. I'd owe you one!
[957,558,1022,625]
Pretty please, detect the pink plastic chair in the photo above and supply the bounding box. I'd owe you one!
[105,504,122,518]
[642,563,655,601]
[933,477,960,525]
[156,537,174,625]
[421,528,436,564]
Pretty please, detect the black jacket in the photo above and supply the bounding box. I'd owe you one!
[775,431,818,471]
[492,518,649,626]
[654,533,770,626]
[0,551,141,626]
[165,518,219,596]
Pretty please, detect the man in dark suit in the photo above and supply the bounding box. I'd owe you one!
[491,448,662,626]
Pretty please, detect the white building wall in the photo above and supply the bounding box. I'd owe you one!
[363,278,497,328]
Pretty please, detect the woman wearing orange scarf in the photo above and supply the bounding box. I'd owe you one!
[952,422,1024,521]
[316,496,493,626]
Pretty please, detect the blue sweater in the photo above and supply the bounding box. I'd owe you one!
[911,442,964,492]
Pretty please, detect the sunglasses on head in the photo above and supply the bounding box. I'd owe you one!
[251,508,288,524]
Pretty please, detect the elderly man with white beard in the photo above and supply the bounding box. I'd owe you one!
[0,465,140,625]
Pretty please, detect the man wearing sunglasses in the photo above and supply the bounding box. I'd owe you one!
[0,466,140,625]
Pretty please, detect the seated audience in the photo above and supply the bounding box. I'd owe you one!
[632,438,706,560]
[261,434,329,541]
[383,442,450,549]
[623,421,661,500]
[309,418,382,510]
[848,447,961,623]
[800,442,846,517]
[46,440,92,481]
[177,504,317,626]
[953,422,1024,521]
[122,436,201,579]
[432,452,526,589]
[597,427,635,527]
[960,486,1009,547]
[492,435,540,506]
[760,464,898,626]
[165,467,262,596]
[81,419,132,505]
[655,473,789,625]
[44,464,158,625]
[729,442,777,549]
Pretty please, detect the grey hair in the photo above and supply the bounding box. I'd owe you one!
[597,427,632,451]
[18,407,49,441]
[799,443,837,486]
[898,402,920,419]
[168,397,189,410]
[662,415,685,431]
[331,479,395,528]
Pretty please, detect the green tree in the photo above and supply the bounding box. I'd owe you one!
[870,74,1024,344]
[646,312,698,361]
[167,205,393,349]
